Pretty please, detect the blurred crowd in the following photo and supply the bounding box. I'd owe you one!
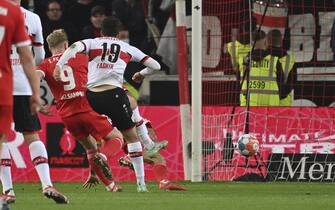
[21,0,176,76]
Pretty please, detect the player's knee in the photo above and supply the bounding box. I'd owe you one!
[128,95,137,110]
[108,128,123,140]
[23,132,40,145]
[121,127,137,143]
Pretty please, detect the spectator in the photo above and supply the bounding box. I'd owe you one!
[111,0,148,52]
[63,0,107,34]
[81,5,106,39]
[239,30,287,106]
[155,1,176,74]
[267,29,296,106]
[42,0,78,57]
[149,0,170,34]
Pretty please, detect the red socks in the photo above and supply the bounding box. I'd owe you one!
[100,137,123,158]
[153,164,168,181]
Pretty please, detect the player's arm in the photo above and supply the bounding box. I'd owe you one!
[33,46,45,65]
[36,62,46,80]
[56,41,87,68]
[130,46,161,83]
[32,14,45,65]
[132,57,161,83]
[17,46,42,113]
[53,41,87,81]
[128,45,161,82]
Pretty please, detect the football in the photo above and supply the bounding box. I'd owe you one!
[237,134,259,157]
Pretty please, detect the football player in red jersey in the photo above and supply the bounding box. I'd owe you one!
[37,29,123,193]
[0,0,41,146]
[0,0,41,205]
[0,0,67,204]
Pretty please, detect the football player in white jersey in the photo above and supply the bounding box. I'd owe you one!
[0,0,68,204]
[54,16,161,192]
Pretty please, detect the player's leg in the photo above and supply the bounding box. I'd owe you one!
[79,136,121,192]
[86,88,147,192]
[128,94,168,157]
[12,96,67,204]
[146,125,186,190]
[128,94,154,149]
[0,105,10,144]
[0,143,15,203]
[64,112,121,192]
[100,125,124,159]
[119,151,186,191]
[0,105,14,204]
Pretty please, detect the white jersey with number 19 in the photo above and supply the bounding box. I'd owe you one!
[80,37,149,88]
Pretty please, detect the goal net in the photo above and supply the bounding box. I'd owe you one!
[196,0,335,181]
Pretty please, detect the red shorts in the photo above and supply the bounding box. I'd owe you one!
[0,105,13,136]
[62,111,113,141]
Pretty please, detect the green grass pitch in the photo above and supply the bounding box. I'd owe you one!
[9,182,335,210]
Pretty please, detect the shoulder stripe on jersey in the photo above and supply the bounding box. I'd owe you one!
[33,42,43,47]
[80,41,87,53]
[89,49,102,60]
[140,55,150,64]
[120,51,132,64]
[15,40,31,47]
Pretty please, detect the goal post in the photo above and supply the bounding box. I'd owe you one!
[191,0,203,182]
[175,0,192,180]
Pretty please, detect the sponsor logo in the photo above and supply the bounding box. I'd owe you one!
[60,91,85,100]
[96,62,113,69]
[46,123,88,168]
[266,154,335,181]
[219,129,335,154]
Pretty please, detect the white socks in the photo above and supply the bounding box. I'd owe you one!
[127,142,145,186]
[29,141,53,189]
[133,107,155,150]
[0,141,53,192]
[0,143,13,193]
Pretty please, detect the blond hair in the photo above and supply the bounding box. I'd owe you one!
[46,29,68,48]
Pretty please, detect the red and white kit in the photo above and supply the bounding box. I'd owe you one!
[37,53,113,140]
[0,1,30,135]
[81,37,149,88]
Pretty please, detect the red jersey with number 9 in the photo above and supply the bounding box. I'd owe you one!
[0,1,31,105]
[37,53,92,118]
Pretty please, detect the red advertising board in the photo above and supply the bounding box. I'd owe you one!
[7,106,335,182]
[8,106,184,183]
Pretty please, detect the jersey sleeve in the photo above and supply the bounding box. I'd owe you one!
[128,45,149,63]
[36,61,48,79]
[80,39,92,54]
[57,41,86,68]
[32,14,44,46]
[13,7,31,47]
